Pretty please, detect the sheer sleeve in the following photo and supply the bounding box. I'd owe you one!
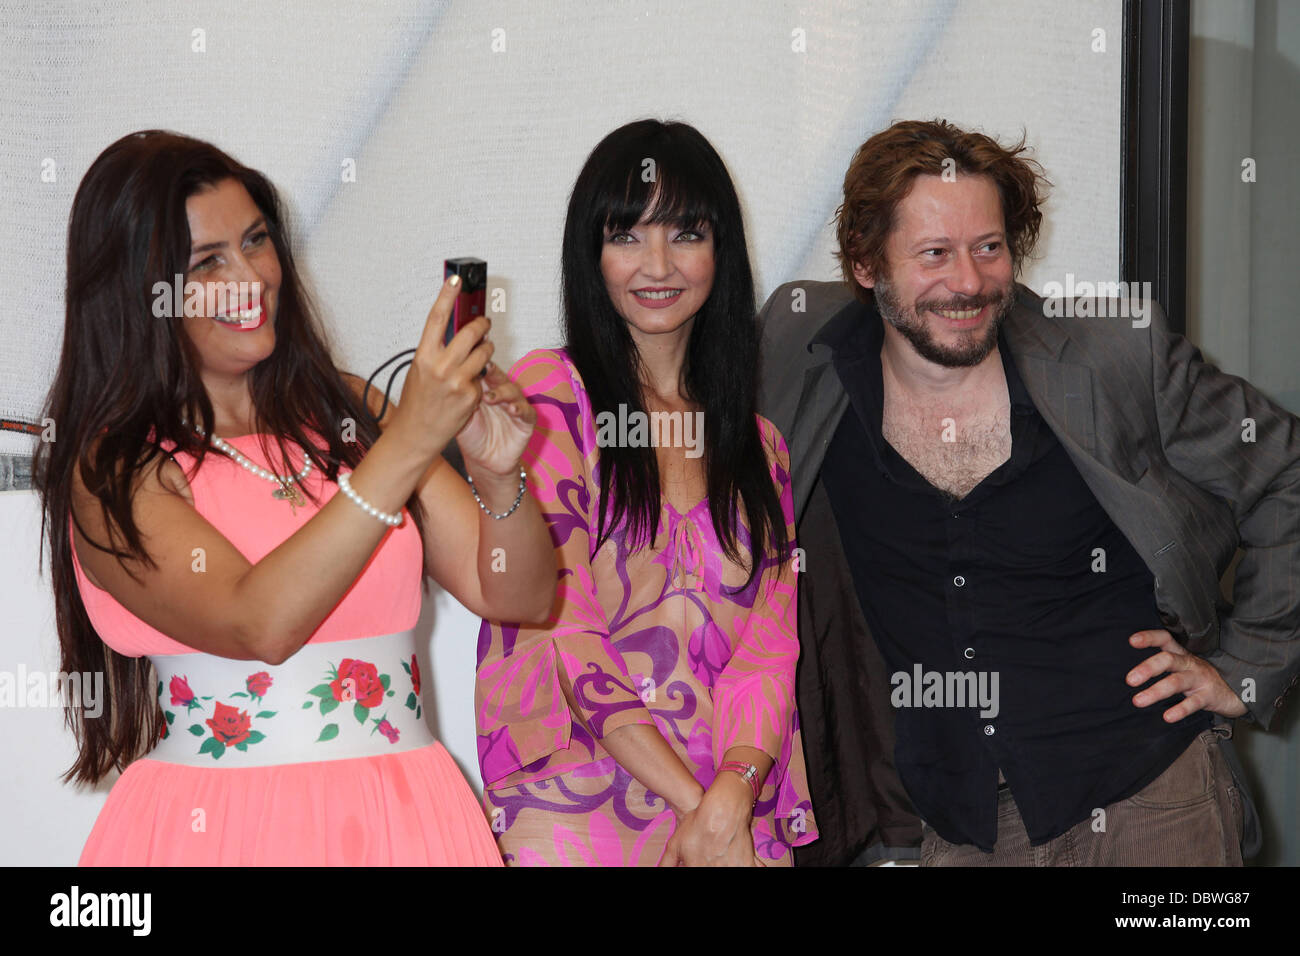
[475,349,658,787]
[710,419,800,765]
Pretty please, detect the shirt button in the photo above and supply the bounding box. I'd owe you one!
[984,725,995,736]
[964,647,975,659]
[954,575,966,587]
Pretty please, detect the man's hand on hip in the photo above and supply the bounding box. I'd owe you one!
[1126,629,1248,720]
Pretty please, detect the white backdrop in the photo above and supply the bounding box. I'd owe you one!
[0,0,1122,864]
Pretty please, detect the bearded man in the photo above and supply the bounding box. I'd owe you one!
[759,119,1300,866]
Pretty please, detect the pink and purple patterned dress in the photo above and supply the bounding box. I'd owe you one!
[475,348,817,865]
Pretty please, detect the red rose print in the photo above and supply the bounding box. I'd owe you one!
[246,671,273,698]
[169,675,196,708]
[330,659,383,708]
[377,719,399,744]
[410,654,421,696]
[206,701,252,746]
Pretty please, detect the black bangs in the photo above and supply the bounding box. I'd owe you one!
[588,122,726,240]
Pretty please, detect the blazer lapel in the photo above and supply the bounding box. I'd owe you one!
[789,359,850,523]
[1004,299,1156,512]
[784,300,864,523]
[1003,296,1214,637]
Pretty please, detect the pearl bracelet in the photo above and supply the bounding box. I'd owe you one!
[336,472,403,527]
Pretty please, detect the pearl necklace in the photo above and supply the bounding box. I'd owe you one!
[182,419,313,512]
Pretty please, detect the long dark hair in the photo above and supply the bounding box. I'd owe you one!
[561,119,787,590]
[33,130,426,785]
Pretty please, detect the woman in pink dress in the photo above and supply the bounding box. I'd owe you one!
[35,130,555,865]
[475,120,818,865]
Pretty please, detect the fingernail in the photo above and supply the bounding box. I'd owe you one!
[449,275,461,287]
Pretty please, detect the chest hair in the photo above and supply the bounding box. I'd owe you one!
[881,398,1011,500]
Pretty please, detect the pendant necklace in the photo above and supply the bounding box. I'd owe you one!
[183,419,313,513]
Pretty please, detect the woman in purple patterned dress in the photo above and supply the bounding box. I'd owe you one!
[475,120,817,865]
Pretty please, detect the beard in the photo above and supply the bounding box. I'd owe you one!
[873,276,1017,368]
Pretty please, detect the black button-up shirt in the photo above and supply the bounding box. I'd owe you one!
[817,300,1210,850]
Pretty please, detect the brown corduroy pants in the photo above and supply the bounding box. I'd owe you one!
[920,728,1245,867]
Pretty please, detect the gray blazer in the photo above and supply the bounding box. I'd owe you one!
[758,279,1300,864]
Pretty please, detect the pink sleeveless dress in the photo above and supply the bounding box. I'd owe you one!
[71,431,502,866]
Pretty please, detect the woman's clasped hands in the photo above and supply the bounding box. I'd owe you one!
[662,768,766,867]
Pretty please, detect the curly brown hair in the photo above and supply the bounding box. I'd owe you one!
[835,119,1050,303]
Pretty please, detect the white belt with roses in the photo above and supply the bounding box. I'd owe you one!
[147,630,434,767]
